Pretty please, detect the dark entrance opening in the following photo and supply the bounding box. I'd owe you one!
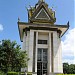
[37,48,47,75]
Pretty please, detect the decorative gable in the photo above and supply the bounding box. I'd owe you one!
[29,2,56,24]
[35,8,50,20]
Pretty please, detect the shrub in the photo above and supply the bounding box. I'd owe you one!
[7,72,19,75]
[20,72,25,75]
[57,74,75,75]
[27,72,32,75]
[19,72,32,75]
[0,71,6,75]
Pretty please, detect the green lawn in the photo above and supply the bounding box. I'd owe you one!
[57,74,75,75]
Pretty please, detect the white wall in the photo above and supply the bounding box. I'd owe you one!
[48,32,51,74]
[22,32,26,51]
[38,32,48,40]
[28,30,34,72]
[22,31,30,52]
[22,30,63,74]
[53,31,63,73]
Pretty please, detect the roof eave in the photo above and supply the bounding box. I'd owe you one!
[18,21,69,42]
[18,22,23,42]
[61,21,69,37]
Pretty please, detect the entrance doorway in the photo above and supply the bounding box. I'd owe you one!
[37,48,47,75]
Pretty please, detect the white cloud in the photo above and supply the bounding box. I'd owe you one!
[0,24,3,31]
[62,28,75,64]
[63,59,74,65]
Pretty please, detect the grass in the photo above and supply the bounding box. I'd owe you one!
[57,74,75,75]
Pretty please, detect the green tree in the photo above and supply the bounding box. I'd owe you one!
[69,64,75,74]
[0,40,29,72]
[63,63,69,74]
[0,70,6,75]
[63,63,75,74]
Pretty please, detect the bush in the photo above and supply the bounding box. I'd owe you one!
[0,71,6,75]
[57,74,75,75]
[7,72,19,75]
[27,72,32,75]
[19,72,32,75]
[20,72,25,75]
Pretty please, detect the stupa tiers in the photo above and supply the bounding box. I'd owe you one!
[18,0,69,75]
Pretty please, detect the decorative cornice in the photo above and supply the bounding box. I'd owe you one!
[18,22,69,28]
[18,21,69,42]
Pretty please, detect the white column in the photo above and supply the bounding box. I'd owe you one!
[25,31,30,54]
[53,32,63,73]
[22,32,26,51]
[35,32,38,72]
[28,30,34,72]
[57,36,63,73]
[48,32,51,74]
[53,32,59,73]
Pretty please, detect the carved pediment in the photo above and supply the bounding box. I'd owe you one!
[35,8,50,20]
[29,2,56,24]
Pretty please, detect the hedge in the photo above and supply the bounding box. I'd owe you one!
[7,72,75,75]
[7,72,19,75]
[27,72,32,75]
[7,72,32,75]
[57,74,75,75]
[0,71,6,75]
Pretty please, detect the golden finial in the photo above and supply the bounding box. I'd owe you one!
[18,17,20,22]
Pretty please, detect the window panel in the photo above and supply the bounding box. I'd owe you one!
[43,49,47,56]
[38,40,47,44]
[43,70,47,74]
[37,54,42,61]
[43,63,47,69]
[43,56,47,61]
[37,62,42,69]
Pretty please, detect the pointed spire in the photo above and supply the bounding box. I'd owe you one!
[38,0,45,5]
[39,0,45,2]
[18,17,20,22]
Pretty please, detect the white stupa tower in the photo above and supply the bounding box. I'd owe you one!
[18,0,69,75]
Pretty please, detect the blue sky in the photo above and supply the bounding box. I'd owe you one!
[0,0,74,64]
